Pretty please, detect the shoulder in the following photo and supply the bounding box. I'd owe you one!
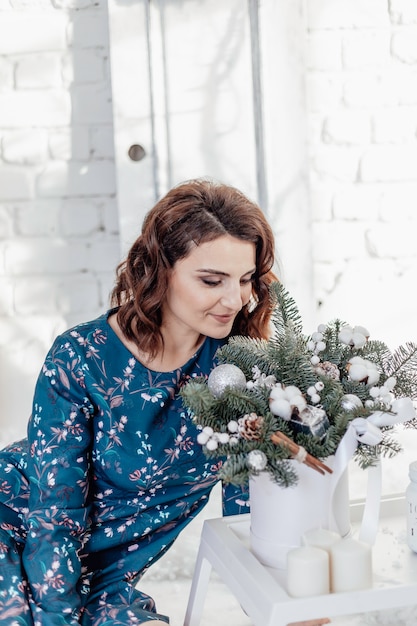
[49,310,114,356]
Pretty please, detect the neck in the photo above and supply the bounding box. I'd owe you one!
[148,331,205,371]
[108,312,205,372]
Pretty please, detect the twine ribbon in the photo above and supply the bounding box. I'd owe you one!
[329,397,416,544]
[294,445,308,463]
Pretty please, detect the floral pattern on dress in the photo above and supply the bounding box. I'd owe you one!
[0,311,248,625]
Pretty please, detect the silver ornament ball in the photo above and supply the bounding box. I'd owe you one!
[247,449,268,472]
[207,364,247,398]
[341,394,363,412]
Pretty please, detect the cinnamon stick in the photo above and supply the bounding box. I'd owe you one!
[271,431,333,476]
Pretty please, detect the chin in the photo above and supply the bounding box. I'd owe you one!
[206,328,233,340]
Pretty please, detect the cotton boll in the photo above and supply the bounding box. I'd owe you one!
[292,396,307,412]
[269,398,292,420]
[285,385,302,399]
[366,368,380,386]
[348,363,368,382]
[348,357,380,385]
[354,325,370,338]
[351,332,367,348]
[339,327,354,345]
[270,385,286,400]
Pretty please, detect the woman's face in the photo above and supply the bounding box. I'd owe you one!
[162,235,256,342]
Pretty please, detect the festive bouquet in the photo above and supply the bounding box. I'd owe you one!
[181,282,417,487]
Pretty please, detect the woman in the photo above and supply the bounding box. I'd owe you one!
[0,179,277,625]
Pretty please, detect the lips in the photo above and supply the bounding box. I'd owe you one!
[211,314,235,324]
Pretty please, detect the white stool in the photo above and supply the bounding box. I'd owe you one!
[183,505,417,626]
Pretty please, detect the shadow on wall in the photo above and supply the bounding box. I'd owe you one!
[0,7,119,447]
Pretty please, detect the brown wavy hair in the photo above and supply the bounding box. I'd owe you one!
[111,178,278,357]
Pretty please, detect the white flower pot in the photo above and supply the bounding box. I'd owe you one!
[249,457,350,569]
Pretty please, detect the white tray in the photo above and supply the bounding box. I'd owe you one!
[184,497,417,625]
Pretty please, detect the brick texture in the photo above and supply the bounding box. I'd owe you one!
[0,2,119,435]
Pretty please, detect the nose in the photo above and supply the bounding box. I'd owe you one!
[220,282,244,311]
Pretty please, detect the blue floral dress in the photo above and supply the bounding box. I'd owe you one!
[0,311,248,625]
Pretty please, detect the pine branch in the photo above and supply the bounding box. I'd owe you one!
[384,342,417,398]
[216,336,274,379]
[269,282,304,335]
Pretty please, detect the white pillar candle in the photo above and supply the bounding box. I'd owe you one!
[302,528,340,552]
[287,546,330,597]
[331,537,373,593]
[302,528,341,591]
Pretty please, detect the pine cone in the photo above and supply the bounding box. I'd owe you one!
[314,360,340,380]
[238,413,264,440]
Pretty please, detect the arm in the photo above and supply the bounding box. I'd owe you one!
[22,336,95,625]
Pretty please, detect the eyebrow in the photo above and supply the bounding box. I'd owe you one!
[196,268,256,277]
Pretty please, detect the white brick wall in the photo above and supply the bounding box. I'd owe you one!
[1,0,417,448]
[0,0,120,440]
[306,0,417,353]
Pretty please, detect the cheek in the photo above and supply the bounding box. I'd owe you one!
[242,284,253,305]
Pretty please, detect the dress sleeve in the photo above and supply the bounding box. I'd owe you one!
[221,481,250,517]
[22,336,95,625]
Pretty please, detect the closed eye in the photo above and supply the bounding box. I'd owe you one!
[240,276,255,285]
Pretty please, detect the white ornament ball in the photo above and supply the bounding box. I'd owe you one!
[247,449,268,472]
[217,432,230,444]
[197,432,210,445]
[207,364,247,398]
[311,331,323,342]
[205,438,218,451]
